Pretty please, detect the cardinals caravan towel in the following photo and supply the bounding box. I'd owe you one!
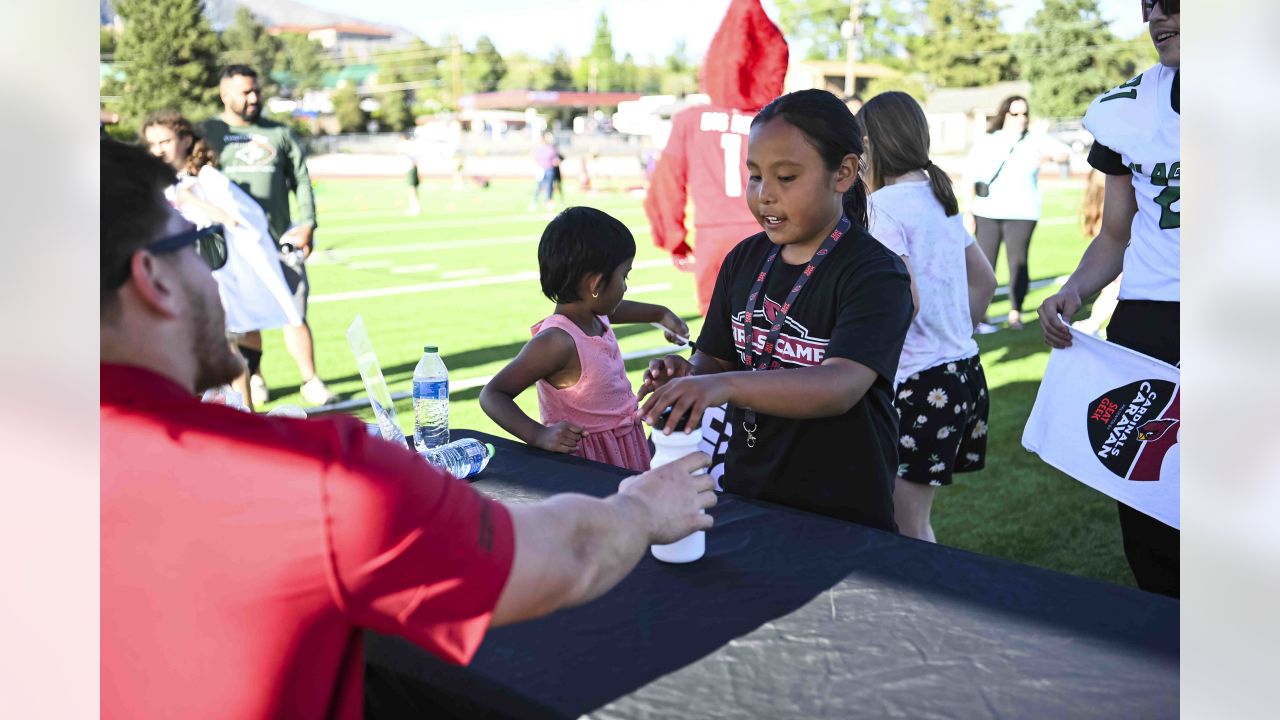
[1023,328,1180,528]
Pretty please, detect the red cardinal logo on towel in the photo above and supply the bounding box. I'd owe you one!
[1087,382,1179,482]
[1136,418,1179,442]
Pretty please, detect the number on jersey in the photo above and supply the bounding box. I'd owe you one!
[721,133,743,198]
[1100,74,1142,103]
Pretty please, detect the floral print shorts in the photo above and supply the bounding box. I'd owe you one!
[893,354,989,486]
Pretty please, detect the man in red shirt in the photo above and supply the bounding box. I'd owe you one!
[100,139,715,719]
[644,0,788,315]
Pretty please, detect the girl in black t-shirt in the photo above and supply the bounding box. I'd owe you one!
[638,90,913,531]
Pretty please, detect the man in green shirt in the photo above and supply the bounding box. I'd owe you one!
[202,65,336,406]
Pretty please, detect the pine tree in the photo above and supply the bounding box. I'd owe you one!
[112,0,222,129]
[577,12,619,91]
[1015,0,1132,118]
[775,0,915,64]
[912,0,1015,88]
[661,39,697,96]
[374,66,414,132]
[466,36,507,93]
[541,47,575,91]
[221,7,282,94]
[277,33,328,95]
[331,82,365,133]
[618,53,638,92]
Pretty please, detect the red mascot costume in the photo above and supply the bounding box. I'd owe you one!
[643,0,789,315]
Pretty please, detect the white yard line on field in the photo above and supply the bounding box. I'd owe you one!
[309,225,651,264]
[441,268,489,279]
[389,263,440,274]
[321,209,647,236]
[345,260,393,270]
[311,271,541,303]
[312,257,675,303]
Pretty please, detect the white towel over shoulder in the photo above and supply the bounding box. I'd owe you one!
[170,167,302,333]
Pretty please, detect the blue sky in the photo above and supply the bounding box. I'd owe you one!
[300,0,1147,60]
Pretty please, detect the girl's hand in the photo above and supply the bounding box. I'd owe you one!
[639,375,731,435]
[533,421,584,453]
[638,355,694,401]
[658,310,690,346]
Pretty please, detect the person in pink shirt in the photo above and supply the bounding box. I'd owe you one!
[481,207,689,471]
[530,131,560,209]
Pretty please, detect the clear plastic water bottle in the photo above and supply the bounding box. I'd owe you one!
[412,345,449,451]
[420,439,495,479]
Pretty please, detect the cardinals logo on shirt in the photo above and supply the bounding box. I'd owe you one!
[731,296,829,368]
[1087,380,1179,482]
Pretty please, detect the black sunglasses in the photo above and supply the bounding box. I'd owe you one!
[109,224,228,290]
[1141,0,1178,21]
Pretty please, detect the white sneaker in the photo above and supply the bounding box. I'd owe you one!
[249,375,270,406]
[975,322,1000,335]
[300,376,338,406]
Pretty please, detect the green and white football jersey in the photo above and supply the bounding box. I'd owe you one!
[1084,63,1181,302]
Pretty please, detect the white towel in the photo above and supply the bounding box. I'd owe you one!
[171,167,302,333]
[1022,328,1180,528]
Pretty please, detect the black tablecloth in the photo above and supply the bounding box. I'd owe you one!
[366,431,1178,719]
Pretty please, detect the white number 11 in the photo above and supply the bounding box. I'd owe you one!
[720,133,742,198]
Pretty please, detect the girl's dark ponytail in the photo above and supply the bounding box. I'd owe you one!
[843,173,869,228]
[926,161,960,217]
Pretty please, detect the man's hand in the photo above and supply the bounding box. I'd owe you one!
[533,421,584,454]
[658,309,690,346]
[637,354,694,401]
[639,374,731,435]
[618,452,715,543]
[1039,288,1082,349]
[670,242,696,273]
[286,224,316,259]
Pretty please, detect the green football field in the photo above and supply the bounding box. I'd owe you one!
[254,175,1135,588]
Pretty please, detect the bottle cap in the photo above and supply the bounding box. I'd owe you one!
[424,345,438,353]
[485,442,496,458]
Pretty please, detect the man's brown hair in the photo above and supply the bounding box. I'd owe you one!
[101,139,177,318]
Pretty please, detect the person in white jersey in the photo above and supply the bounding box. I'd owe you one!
[1038,0,1180,597]
[858,92,998,542]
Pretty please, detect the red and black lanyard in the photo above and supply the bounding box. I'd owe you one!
[739,214,850,447]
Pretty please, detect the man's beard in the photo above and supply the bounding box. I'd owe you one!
[236,102,261,122]
[188,284,246,394]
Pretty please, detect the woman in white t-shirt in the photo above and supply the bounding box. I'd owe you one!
[964,96,1069,330]
[858,92,998,542]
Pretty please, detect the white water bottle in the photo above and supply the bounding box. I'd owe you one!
[412,345,449,451]
[420,439,494,479]
[649,427,707,564]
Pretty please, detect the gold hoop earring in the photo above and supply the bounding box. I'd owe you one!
[592,290,599,298]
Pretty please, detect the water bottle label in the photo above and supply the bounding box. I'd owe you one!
[413,379,449,400]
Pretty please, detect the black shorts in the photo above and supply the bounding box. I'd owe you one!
[893,354,989,486]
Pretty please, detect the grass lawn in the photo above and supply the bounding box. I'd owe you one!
[254,175,1134,589]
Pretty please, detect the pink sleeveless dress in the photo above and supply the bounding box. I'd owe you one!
[533,314,652,472]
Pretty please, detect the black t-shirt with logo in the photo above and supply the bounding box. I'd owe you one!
[697,229,913,531]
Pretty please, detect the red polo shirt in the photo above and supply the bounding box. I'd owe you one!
[101,364,514,719]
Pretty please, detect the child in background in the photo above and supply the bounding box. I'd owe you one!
[481,207,689,472]
[1072,169,1120,337]
[639,89,914,532]
[857,92,998,542]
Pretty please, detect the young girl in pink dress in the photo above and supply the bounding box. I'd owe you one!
[480,207,689,472]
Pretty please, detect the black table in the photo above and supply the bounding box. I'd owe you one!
[366,431,1178,719]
